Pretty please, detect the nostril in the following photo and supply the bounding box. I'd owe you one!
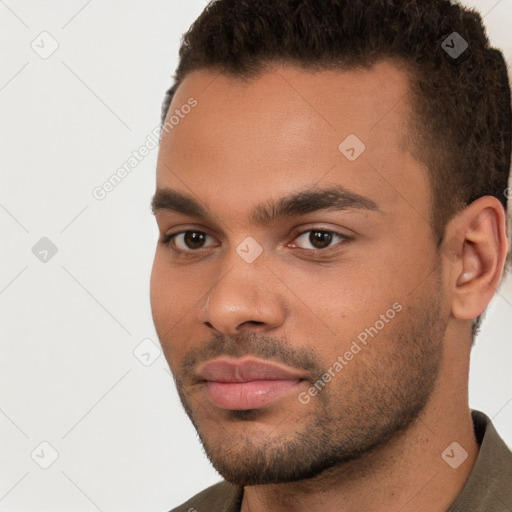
[238,321,266,330]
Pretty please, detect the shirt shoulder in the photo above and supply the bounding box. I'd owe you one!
[167,480,244,512]
[448,410,512,511]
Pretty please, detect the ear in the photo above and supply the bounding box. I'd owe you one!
[442,196,508,321]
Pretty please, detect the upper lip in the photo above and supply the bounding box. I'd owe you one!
[196,357,307,383]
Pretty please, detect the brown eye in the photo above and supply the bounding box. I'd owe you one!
[309,231,333,249]
[162,231,217,252]
[290,229,347,251]
[182,231,207,249]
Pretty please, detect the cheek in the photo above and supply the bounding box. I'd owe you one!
[278,261,387,331]
[150,258,185,368]
[149,253,181,332]
[278,259,409,366]
[149,252,208,345]
[149,255,165,319]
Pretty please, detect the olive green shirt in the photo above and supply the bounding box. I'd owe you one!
[169,410,512,511]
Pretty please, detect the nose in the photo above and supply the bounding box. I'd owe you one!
[201,257,286,336]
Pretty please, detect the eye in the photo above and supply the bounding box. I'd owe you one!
[289,229,349,251]
[160,231,217,252]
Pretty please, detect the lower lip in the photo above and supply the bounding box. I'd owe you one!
[205,379,305,410]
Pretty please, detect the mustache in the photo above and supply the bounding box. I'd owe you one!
[176,331,324,383]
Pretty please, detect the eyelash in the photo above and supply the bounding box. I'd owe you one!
[158,228,351,257]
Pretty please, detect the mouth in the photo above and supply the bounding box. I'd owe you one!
[203,378,306,410]
[195,356,309,410]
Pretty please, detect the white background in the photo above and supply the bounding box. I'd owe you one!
[0,1,511,511]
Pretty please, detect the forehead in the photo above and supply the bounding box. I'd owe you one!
[156,61,430,226]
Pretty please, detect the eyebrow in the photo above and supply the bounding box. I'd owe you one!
[150,185,380,226]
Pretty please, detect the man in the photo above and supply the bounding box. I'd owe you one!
[150,0,512,510]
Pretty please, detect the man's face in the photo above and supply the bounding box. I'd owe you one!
[150,61,448,485]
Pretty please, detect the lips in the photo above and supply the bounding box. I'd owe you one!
[196,357,307,383]
[196,357,308,410]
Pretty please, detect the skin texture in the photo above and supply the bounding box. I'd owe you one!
[150,61,508,512]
